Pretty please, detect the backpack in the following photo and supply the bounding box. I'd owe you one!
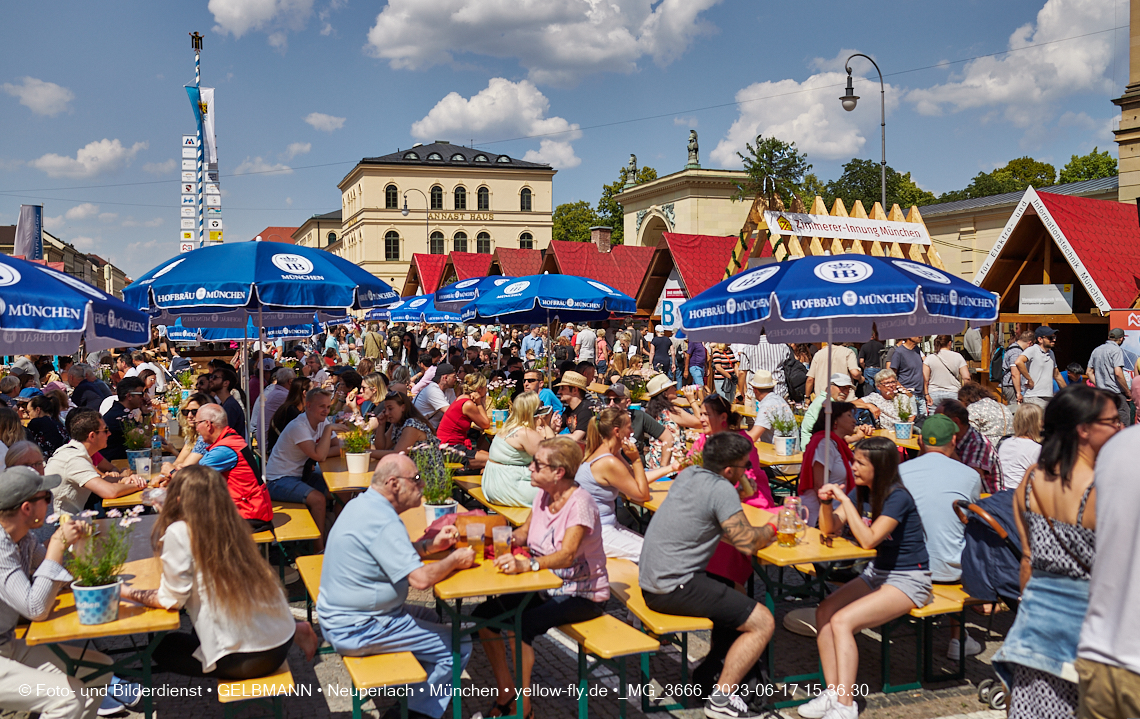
[782,353,808,403]
[988,345,1004,383]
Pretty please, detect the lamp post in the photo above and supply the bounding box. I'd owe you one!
[401,188,431,255]
[840,53,886,211]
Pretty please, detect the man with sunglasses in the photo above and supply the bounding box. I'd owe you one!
[604,382,673,459]
[44,409,147,520]
[100,377,150,461]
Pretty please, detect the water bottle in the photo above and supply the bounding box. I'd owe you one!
[151,427,162,467]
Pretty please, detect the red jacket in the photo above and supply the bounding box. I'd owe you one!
[797,431,856,496]
[209,427,273,523]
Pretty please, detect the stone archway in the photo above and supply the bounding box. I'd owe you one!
[638,213,670,248]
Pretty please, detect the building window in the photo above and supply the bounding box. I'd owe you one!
[385,184,398,209]
[403,151,418,160]
[474,154,488,163]
[520,188,532,212]
[326,232,337,246]
[385,231,400,261]
[430,185,443,210]
[476,232,491,254]
[453,232,468,253]
[497,155,511,163]
[427,152,443,161]
[454,186,467,210]
[477,186,490,211]
[430,231,445,254]
[519,232,533,250]
[450,153,466,162]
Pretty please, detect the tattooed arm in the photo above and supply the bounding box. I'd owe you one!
[719,510,776,554]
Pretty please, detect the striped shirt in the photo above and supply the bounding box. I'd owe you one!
[0,531,73,644]
[732,337,791,400]
[711,346,737,380]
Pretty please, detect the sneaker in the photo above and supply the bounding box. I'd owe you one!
[821,702,859,719]
[947,633,983,659]
[282,565,301,585]
[109,677,142,708]
[705,690,767,719]
[797,688,837,718]
[97,695,125,716]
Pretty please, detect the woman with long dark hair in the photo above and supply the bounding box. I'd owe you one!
[992,385,1122,719]
[25,394,67,459]
[266,377,312,454]
[798,402,865,527]
[803,436,931,719]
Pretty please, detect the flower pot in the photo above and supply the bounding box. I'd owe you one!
[773,435,798,456]
[894,422,914,441]
[346,452,371,475]
[491,409,509,429]
[424,500,458,525]
[125,449,150,473]
[72,579,121,625]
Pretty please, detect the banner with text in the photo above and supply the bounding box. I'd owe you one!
[763,211,930,245]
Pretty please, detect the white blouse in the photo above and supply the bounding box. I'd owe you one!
[156,521,294,673]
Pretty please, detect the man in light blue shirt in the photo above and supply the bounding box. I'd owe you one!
[521,325,545,358]
[317,454,475,719]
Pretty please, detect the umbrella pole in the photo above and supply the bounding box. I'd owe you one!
[259,306,267,472]
[823,317,833,492]
[242,324,251,434]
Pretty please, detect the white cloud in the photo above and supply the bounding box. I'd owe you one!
[98,212,118,222]
[304,112,345,132]
[366,0,722,86]
[208,0,314,47]
[121,217,164,228]
[710,71,898,167]
[143,159,177,175]
[411,78,581,168]
[29,138,148,179]
[905,0,1116,128]
[65,203,100,221]
[43,215,64,231]
[234,156,293,175]
[673,116,699,128]
[70,236,98,251]
[1,77,74,116]
[283,141,311,160]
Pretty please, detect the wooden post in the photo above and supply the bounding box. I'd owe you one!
[1043,241,1052,284]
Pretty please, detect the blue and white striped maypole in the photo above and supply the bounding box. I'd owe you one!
[191,32,205,248]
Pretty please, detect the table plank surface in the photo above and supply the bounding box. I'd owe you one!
[433,559,562,601]
[321,455,374,493]
[872,428,920,451]
[753,442,804,466]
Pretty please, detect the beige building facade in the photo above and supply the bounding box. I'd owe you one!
[615,168,751,247]
[326,142,555,287]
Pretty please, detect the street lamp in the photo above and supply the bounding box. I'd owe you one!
[840,52,886,211]
[402,188,431,254]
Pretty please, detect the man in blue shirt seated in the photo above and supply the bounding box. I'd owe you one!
[899,414,983,659]
[520,369,563,413]
[317,454,475,719]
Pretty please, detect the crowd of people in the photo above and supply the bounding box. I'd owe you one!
[1,318,1139,719]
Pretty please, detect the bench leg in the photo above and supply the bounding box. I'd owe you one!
[879,618,922,694]
[577,645,589,719]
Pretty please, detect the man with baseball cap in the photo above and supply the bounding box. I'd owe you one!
[899,414,983,658]
[800,373,880,448]
[1015,326,1066,409]
[1088,328,1132,424]
[0,466,116,719]
[413,362,457,430]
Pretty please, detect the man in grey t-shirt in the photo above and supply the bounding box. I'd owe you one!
[1015,326,1066,409]
[640,432,777,718]
[1088,328,1131,425]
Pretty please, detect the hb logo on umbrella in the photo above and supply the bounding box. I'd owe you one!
[814,260,872,284]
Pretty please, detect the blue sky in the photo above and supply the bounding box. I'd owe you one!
[0,0,1127,281]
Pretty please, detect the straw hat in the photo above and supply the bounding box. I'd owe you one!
[554,371,588,390]
[645,374,673,398]
[750,370,776,390]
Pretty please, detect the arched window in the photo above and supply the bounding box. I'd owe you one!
[385,231,400,261]
[474,154,488,163]
[497,155,511,163]
[326,232,337,246]
[430,231,445,254]
[477,186,490,211]
[519,232,533,250]
[454,186,467,211]
[426,152,442,161]
[385,184,398,209]
[430,185,443,210]
[520,187,532,212]
[453,232,468,253]
[403,151,418,160]
[450,153,466,162]
[476,232,491,254]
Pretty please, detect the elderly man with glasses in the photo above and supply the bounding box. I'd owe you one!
[189,404,273,533]
[860,369,918,429]
[318,453,475,719]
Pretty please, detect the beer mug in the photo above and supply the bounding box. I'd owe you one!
[776,506,807,547]
[783,496,809,529]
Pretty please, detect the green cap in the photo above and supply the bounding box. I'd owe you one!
[921,414,958,448]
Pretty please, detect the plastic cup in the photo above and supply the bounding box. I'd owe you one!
[136,457,152,477]
[492,525,512,559]
[467,524,485,561]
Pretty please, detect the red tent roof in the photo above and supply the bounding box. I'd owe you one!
[449,252,493,280]
[252,226,298,244]
[494,248,543,277]
[545,241,655,298]
[662,233,746,296]
[409,253,447,294]
[1034,191,1140,309]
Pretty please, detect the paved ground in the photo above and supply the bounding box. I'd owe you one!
[66,564,1015,719]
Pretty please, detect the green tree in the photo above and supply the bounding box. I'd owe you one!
[552,200,598,243]
[937,156,1056,202]
[732,135,812,207]
[800,173,828,208]
[597,165,657,245]
[821,158,937,212]
[1058,147,1118,184]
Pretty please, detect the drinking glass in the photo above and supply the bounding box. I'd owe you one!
[467,524,485,561]
[492,525,512,559]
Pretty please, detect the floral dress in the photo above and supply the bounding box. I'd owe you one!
[392,417,446,482]
[645,409,686,471]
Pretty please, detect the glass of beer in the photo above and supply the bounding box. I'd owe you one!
[492,525,512,559]
[466,524,485,562]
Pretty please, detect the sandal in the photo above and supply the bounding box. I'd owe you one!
[486,698,515,718]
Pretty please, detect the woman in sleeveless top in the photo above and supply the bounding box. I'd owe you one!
[993,385,1122,719]
[574,406,676,562]
[436,374,491,471]
[482,391,555,507]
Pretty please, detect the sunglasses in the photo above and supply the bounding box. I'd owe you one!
[181,408,198,417]
[30,490,52,505]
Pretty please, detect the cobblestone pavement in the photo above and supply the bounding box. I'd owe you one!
[71,564,1016,719]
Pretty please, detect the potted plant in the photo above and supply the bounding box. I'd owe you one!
[61,507,144,625]
[771,414,799,456]
[122,419,151,473]
[340,418,373,475]
[894,396,914,440]
[487,378,512,428]
[411,442,458,523]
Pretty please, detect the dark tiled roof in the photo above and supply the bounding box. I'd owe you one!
[449,252,493,280]
[494,248,544,276]
[662,233,746,296]
[546,241,655,299]
[362,142,552,169]
[1035,192,1140,309]
[313,209,341,221]
[919,176,1119,217]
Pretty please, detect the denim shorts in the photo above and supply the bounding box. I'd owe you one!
[267,473,328,504]
[860,563,933,609]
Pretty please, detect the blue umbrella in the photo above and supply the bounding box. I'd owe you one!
[124,241,399,328]
[460,274,636,324]
[196,318,316,341]
[434,275,516,312]
[681,255,998,344]
[387,297,462,324]
[0,254,150,353]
